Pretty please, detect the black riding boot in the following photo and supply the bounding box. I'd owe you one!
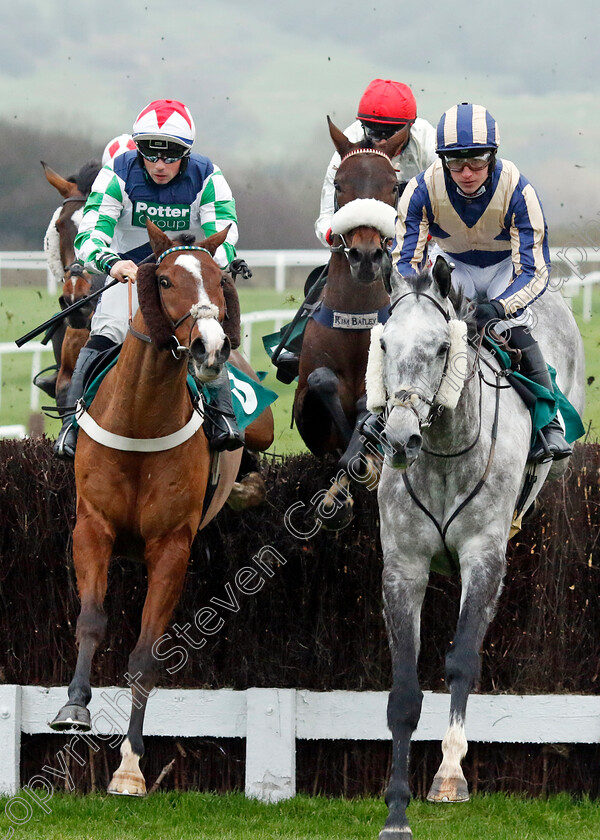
[53,339,114,460]
[203,371,244,452]
[512,331,572,464]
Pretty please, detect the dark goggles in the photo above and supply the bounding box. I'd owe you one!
[136,140,189,164]
[362,122,411,142]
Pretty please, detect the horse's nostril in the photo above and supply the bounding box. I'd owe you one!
[405,434,422,459]
[347,248,362,265]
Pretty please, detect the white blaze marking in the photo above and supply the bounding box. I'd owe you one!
[173,254,225,365]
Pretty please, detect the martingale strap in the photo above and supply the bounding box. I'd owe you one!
[310,301,390,330]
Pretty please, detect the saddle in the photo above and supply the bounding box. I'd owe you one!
[483,330,583,446]
[76,347,277,434]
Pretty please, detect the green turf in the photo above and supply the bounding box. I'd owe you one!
[1,791,599,840]
[1,284,600,451]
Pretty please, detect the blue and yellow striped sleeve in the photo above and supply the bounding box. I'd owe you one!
[496,176,551,316]
[391,172,432,276]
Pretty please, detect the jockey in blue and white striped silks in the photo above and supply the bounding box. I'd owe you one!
[392,103,551,324]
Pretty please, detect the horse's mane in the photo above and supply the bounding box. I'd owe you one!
[356,137,378,151]
[136,262,174,350]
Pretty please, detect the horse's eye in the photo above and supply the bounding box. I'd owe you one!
[380,337,387,353]
[438,342,450,357]
[159,276,171,289]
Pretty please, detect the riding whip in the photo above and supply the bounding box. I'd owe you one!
[14,278,121,347]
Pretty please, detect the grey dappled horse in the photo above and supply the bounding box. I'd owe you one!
[369,258,584,839]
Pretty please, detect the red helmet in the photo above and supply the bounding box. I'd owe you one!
[357,79,417,125]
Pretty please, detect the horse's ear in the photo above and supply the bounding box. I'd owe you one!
[432,255,453,299]
[327,116,353,158]
[146,218,173,258]
[388,267,408,299]
[383,124,412,160]
[197,225,230,257]
[41,161,81,199]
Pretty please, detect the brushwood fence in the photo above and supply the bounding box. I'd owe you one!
[0,439,599,799]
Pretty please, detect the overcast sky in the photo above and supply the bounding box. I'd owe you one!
[1,0,598,226]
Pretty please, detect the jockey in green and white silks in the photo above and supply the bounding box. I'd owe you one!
[390,102,571,463]
[76,126,238,345]
[54,99,245,459]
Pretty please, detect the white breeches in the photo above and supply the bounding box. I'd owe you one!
[90,276,140,345]
[428,244,534,329]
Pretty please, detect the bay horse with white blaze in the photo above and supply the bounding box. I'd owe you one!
[369,258,584,839]
[293,118,408,525]
[50,220,245,795]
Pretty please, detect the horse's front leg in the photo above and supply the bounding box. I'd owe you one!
[303,366,354,448]
[50,507,113,731]
[427,544,506,803]
[108,529,192,796]
[380,556,430,840]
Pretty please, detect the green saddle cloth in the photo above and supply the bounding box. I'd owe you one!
[263,317,306,361]
[488,340,584,445]
[78,359,277,432]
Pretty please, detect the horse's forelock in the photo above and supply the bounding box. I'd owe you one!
[400,270,473,329]
[404,270,433,296]
[136,262,174,350]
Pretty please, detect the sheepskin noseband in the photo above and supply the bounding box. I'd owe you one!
[330,199,397,239]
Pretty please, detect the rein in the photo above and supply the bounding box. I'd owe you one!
[401,371,502,568]
[381,290,506,567]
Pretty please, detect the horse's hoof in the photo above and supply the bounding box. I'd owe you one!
[49,704,91,732]
[317,499,354,531]
[108,770,146,797]
[426,774,470,802]
[226,472,266,511]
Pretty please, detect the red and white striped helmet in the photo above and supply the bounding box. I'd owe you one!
[102,133,136,165]
[132,99,196,149]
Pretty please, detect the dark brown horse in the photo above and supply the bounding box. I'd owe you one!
[49,220,258,794]
[293,118,408,522]
[41,160,102,411]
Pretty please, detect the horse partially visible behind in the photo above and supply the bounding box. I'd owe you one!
[370,257,584,839]
[49,220,253,795]
[41,160,103,411]
[293,118,408,526]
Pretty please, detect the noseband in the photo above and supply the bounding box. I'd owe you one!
[331,148,398,259]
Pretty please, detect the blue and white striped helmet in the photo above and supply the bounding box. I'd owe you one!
[436,103,500,155]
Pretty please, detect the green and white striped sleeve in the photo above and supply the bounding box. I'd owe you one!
[197,166,239,267]
[74,167,126,274]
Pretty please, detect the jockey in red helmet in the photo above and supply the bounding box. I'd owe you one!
[315,79,437,247]
[272,81,436,384]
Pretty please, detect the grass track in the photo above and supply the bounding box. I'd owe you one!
[1,792,600,840]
